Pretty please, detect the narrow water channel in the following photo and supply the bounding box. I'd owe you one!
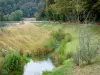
[23,59,55,75]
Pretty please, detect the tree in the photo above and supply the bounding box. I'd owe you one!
[0,0,44,21]
[10,10,23,21]
[84,0,100,21]
[0,12,4,21]
[20,2,37,17]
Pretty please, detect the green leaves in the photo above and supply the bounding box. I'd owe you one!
[2,53,25,75]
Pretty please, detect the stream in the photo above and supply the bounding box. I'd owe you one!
[0,21,55,75]
[23,58,55,75]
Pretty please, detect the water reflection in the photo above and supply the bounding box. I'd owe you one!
[23,59,55,75]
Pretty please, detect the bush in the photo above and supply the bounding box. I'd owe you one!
[57,39,67,55]
[3,10,23,21]
[44,37,60,51]
[66,52,73,59]
[57,33,72,56]
[73,51,80,66]
[47,29,72,66]
[73,45,98,66]
[10,10,23,21]
[65,33,72,42]
[51,29,66,42]
[2,53,24,75]
[73,26,99,66]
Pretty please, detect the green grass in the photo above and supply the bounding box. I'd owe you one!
[40,23,100,75]
[43,59,73,75]
[65,39,78,54]
[39,23,100,55]
[0,22,100,75]
[38,23,79,55]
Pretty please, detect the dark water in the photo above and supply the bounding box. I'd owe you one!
[0,22,8,27]
[0,21,19,27]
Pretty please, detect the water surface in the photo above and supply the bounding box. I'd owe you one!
[23,59,55,75]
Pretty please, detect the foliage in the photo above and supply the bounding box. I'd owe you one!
[51,29,66,41]
[3,10,23,21]
[44,37,60,51]
[73,26,99,66]
[57,33,72,55]
[73,50,80,65]
[10,10,23,21]
[40,0,100,22]
[42,71,51,75]
[1,53,25,75]
[84,0,100,21]
[43,60,73,75]
[0,0,44,20]
[45,28,72,66]
[44,28,67,53]
[50,34,72,66]
[57,39,67,55]
[66,52,73,59]
[63,59,73,65]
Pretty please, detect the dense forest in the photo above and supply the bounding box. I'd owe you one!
[40,0,100,23]
[0,0,44,21]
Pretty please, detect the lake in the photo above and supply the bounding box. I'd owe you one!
[0,21,19,27]
[23,59,55,75]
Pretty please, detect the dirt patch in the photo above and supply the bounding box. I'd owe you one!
[73,64,100,75]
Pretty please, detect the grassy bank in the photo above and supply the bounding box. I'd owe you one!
[0,23,52,57]
[0,23,100,75]
[38,23,100,75]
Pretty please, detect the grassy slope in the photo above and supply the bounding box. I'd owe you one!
[39,23,100,53]
[48,62,73,75]
[0,23,51,55]
[0,23,100,75]
[38,23,79,54]
[39,23,100,75]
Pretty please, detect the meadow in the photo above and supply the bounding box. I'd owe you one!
[0,22,100,75]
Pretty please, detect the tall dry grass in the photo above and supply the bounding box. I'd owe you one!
[0,24,51,56]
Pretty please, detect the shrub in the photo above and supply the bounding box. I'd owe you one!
[73,51,80,66]
[65,33,72,42]
[2,53,24,75]
[51,29,66,42]
[57,33,72,56]
[73,26,99,66]
[47,29,72,66]
[57,39,67,55]
[66,52,73,59]
[45,28,72,55]
[44,37,60,51]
